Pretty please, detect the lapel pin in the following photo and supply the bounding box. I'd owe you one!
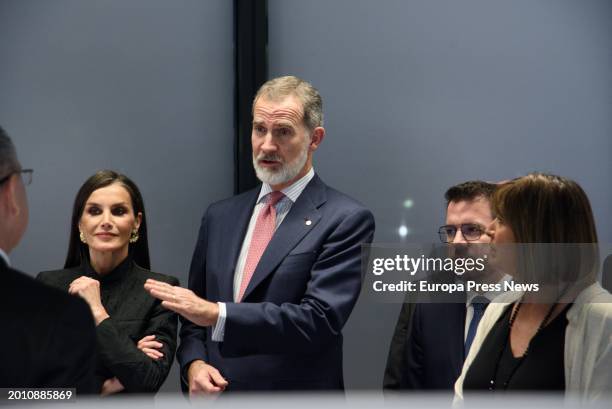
[305,219,312,226]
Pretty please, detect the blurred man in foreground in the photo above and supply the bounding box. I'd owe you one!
[0,126,97,392]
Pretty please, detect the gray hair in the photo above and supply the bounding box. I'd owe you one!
[253,75,324,131]
[0,126,19,177]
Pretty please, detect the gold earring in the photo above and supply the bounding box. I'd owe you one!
[129,229,139,243]
[79,231,87,244]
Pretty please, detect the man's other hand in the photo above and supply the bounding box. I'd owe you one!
[188,360,228,397]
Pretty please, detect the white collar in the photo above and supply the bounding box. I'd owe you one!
[257,167,315,204]
[0,248,10,267]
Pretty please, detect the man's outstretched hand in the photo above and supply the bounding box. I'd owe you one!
[144,279,219,326]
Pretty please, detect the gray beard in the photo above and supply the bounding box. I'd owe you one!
[252,144,309,186]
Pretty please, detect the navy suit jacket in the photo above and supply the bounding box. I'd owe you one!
[0,258,97,392]
[384,301,466,390]
[177,175,375,390]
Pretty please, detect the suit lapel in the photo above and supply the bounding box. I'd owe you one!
[219,187,260,300]
[449,303,467,364]
[241,175,327,300]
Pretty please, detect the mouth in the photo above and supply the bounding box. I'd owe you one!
[95,233,117,239]
[258,159,282,168]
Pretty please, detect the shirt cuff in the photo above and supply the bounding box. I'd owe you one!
[211,302,226,342]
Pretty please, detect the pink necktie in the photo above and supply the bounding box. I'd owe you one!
[238,191,285,301]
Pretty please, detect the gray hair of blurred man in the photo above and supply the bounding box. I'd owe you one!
[0,126,20,176]
[253,75,324,131]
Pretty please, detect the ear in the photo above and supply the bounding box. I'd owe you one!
[134,212,143,231]
[309,127,325,152]
[5,175,21,217]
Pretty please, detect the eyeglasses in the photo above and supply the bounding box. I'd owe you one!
[0,169,33,186]
[438,223,485,243]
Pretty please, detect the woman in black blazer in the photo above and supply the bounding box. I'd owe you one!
[38,170,178,395]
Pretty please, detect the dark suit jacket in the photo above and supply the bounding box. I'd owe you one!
[0,258,97,392]
[384,301,466,390]
[178,175,375,390]
[37,258,179,393]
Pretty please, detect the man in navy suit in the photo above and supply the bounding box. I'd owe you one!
[145,76,375,394]
[383,181,504,390]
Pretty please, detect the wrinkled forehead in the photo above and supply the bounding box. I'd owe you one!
[253,95,305,127]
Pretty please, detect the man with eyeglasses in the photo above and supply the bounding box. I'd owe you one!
[384,180,506,391]
[0,126,97,392]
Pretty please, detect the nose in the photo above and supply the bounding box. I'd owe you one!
[100,210,113,230]
[452,228,468,244]
[260,133,277,153]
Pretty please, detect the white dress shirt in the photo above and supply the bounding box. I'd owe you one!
[0,248,10,267]
[211,168,315,342]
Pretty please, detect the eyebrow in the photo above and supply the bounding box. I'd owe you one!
[85,202,130,207]
[252,120,296,127]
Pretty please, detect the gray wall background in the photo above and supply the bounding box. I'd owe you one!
[268,0,612,391]
[0,0,234,394]
[1,0,611,395]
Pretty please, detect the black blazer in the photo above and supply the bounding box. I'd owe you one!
[0,258,97,392]
[384,301,466,390]
[37,258,179,393]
